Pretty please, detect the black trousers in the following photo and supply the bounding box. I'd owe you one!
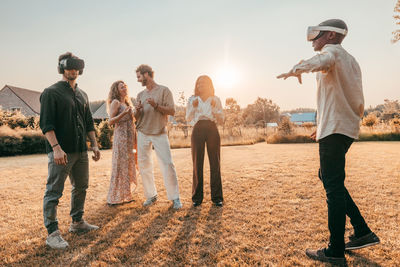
[191,120,223,203]
[319,134,371,254]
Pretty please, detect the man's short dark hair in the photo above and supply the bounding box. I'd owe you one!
[136,64,154,78]
[58,52,79,63]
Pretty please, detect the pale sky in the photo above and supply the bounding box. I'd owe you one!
[0,0,399,110]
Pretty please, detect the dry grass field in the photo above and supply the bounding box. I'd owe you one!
[0,142,399,266]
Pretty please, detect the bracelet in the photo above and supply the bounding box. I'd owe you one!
[52,143,59,148]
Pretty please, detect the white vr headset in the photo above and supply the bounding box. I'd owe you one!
[307,26,348,41]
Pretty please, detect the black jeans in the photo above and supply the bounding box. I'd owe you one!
[319,134,370,254]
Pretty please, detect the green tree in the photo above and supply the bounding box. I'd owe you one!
[224,98,243,136]
[174,91,189,138]
[242,97,280,126]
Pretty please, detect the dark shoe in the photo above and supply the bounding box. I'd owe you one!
[193,202,201,207]
[306,248,346,265]
[214,201,223,207]
[345,232,380,251]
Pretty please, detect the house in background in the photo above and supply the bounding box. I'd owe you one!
[289,112,316,125]
[91,102,109,121]
[0,85,41,116]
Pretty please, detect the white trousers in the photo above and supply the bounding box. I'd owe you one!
[137,131,180,200]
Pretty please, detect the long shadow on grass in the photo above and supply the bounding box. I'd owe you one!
[12,203,145,266]
[118,208,175,265]
[346,251,382,267]
[161,206,201,266]
[198,206,223,264]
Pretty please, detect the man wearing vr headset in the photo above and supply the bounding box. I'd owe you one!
[277,19,379,264]
[40,52,100,249]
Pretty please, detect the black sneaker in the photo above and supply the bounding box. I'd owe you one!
[192,202,201,207]
[306,248,346,265]
[213,201,223,207]
[345,232,380,251]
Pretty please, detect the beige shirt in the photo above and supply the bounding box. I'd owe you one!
[136,85,175,135]
[186,95,224,126]
[291,44,364,140]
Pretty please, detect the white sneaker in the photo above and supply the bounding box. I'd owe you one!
[143,195,157,207]
[46,230,69,249]
[172,198,182,209]
[69,220,99,233]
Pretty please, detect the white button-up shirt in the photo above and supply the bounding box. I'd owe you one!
[291,44,364,140]
[186,95,224,126]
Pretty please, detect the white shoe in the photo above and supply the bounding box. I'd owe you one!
[69,220,99,233]
[172,198,182,209]
[46,230,69,249]
[143,195,157,207]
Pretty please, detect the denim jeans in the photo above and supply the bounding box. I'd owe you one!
[43,151,89,234]
[319,134,370,254]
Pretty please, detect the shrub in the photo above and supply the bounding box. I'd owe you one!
[362,113,378,128]
[390,118,400,133]
[0,125,46,156]
[97,120,113,149]
[358,132,400,141]
[278,117,294,135]
[266,134,314,144]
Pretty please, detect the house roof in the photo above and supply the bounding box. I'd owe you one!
[1,85,41,114]
[92,102,109,119]
[290,112,316,122]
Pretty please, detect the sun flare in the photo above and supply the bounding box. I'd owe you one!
[215,66,240,89]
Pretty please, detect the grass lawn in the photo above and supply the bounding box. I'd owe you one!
[0,142,399,266]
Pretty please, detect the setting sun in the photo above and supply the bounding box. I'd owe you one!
[215,65,241,89]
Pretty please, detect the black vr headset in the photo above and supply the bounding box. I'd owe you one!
[58,57,85,75]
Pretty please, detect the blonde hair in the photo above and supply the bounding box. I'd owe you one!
[107,80,133,115]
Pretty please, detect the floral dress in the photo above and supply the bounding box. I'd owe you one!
[107,103,137,204]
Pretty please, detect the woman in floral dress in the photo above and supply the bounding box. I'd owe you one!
[106,80,137,205]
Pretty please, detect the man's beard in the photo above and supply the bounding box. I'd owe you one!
[141,78,147,86]
[65,73,78,81]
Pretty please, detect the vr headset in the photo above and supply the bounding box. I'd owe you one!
[307,26,348,41]
[58,57,85,75]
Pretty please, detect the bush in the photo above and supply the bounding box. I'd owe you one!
[362,113,378,128]
[278,117,294,135]
[0,110,39,129]
[267,134,314,144]
[390,118,400,133]
[97,120,113,149]
[0,125,46,156]
[358,132,400,141]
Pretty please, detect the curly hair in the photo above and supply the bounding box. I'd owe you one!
[194,75,215,97]
[107,80,133,115]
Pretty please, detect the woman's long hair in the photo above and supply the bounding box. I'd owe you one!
[107,80,133,115]
[194,75,215,98]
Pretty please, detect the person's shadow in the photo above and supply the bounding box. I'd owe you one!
[13,202,147,266]
[345,251,382,267]
[199,206,223,263]
[160,205,202,266]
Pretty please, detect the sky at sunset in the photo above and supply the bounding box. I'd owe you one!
[0,0,399,110]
